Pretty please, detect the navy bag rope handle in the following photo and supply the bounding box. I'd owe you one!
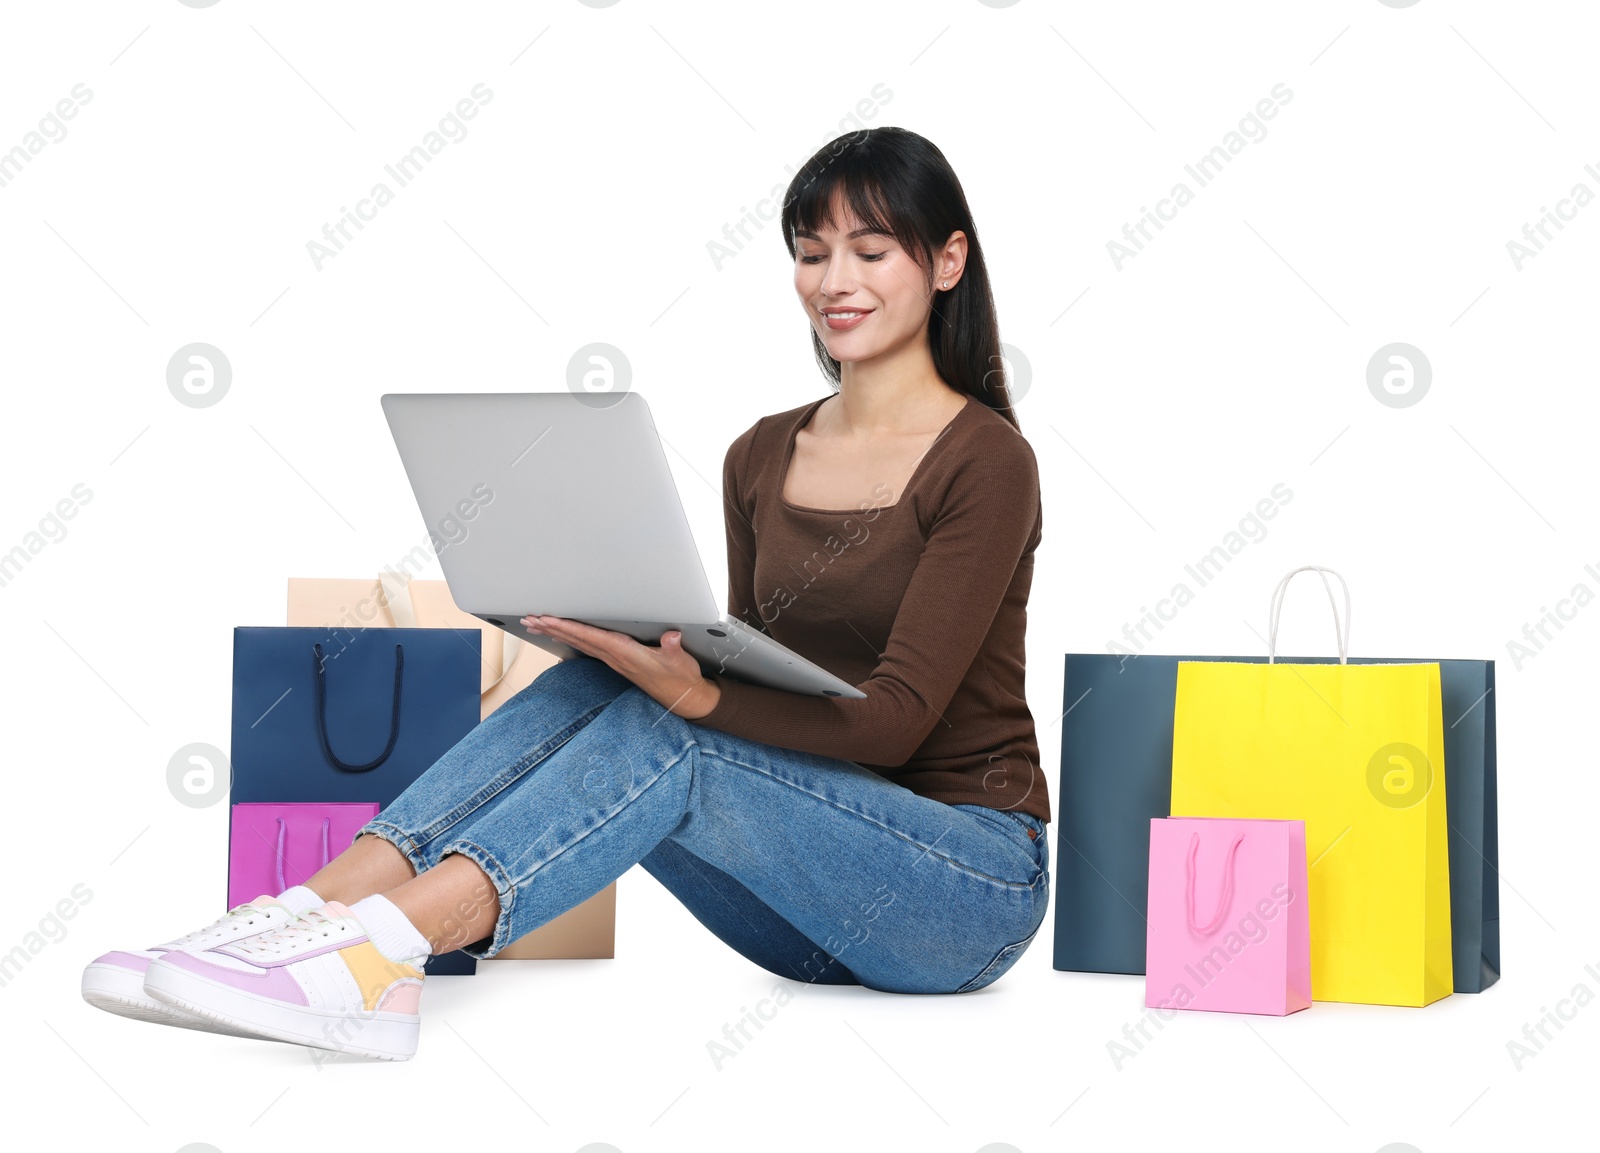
[312,642,404,773]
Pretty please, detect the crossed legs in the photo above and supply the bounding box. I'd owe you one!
[303,835,498,955]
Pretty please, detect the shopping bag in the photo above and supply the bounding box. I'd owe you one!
[1446,660,1499,993]
[230,625,484,975]
[1051,653,1497,992]
[1053,652,1182,976]
[287,570,556,720]
[1145,817,1311,1016]
[1170,567,1453,1007]
[228,803,379,910]
[230,625,483,806]
[284,582,615,962]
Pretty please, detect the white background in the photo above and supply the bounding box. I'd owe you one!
[0,2,1594,1151]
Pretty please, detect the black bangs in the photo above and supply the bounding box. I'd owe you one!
[781,138,934,281]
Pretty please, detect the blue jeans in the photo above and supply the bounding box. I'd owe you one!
[359,656,1049,994]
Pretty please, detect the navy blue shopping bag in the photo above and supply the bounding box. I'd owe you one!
[1052,653,1500,994]
[230,625,485,975]
[230,626,482,806]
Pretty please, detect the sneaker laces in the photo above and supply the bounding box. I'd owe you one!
[166,900,282,948]
[230,908,354,959]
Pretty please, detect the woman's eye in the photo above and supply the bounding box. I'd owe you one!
[800,252,887,264]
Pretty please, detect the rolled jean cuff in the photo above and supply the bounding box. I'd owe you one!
[355,820,434,878]
[433,837,518,960]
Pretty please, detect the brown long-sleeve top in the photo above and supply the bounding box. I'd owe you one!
[692,393,1050,824]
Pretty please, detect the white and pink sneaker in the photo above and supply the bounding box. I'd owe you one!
[143,901,427,1061]
[81,897,297,1035]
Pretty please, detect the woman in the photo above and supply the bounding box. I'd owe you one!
[81,126,1050,1060]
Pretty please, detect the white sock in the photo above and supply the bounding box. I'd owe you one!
[350,895,432,964]
[276,885,323,916]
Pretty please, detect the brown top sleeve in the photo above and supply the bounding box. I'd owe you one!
[719,420,768,638]
[694,418,1040,773]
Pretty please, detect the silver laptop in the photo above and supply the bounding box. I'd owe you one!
[380,391,864,700]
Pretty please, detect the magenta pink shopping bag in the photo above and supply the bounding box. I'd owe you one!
[1145,817,1311,1016]
[227,802,379,909]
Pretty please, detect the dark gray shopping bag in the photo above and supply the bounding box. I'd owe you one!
[1052,652,1499,993]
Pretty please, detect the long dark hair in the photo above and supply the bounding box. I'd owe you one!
[779,127,1019,432]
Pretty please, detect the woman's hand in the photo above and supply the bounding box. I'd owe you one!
[520,615,722,720]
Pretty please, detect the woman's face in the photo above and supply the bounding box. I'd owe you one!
[792,202,936,367]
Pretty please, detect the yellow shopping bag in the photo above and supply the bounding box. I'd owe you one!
[1170,567,1452,1007]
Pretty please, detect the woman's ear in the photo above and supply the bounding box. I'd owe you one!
[937,229,969,288]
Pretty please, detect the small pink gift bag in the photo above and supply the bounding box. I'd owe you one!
[1145,817,1311,1016]
[228,803,379,910]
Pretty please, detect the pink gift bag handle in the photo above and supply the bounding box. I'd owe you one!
[274,816,333,894]
[1187,832,1245,936]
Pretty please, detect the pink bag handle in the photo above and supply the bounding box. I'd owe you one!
[274,816,333,894]
[1186,832,1244,935]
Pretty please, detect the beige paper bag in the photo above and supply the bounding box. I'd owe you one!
[288,570,550,720]
[287,571,616,960]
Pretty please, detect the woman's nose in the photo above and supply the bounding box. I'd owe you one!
[819,255,855,296]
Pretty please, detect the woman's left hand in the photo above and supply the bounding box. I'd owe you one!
[520,615,721,720]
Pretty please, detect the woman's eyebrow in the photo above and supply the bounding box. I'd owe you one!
[794,227,892,240]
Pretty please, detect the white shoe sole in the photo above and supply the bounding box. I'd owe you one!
[81,960,258,1038]
[143,958,420,1061]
